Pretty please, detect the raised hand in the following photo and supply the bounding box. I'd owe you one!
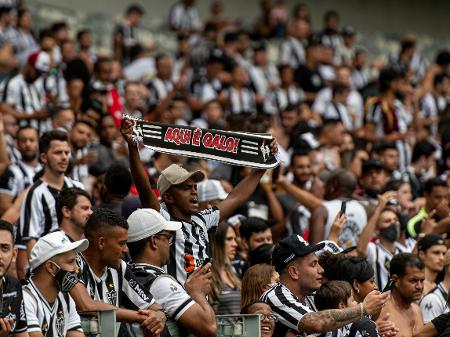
[120,116,136,144]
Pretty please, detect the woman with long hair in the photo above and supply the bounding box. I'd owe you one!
[241,263,279,309]
[210,222,241,314]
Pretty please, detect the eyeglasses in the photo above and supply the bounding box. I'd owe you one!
[257,313,278,322]
[155,232,175,244]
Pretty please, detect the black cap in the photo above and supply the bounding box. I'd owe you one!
[418,233,446,252]
[361,159,384,176]
[272,235,324,272]
[207,49,225,64]
[341,25,355,36]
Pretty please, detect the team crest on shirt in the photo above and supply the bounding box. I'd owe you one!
[4,309,16,332]
[384,257,391,271]
[56,310,65,337]
[106,283,117,304]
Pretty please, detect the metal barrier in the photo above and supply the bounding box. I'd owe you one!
[79,310,117,337]
[216,314,261,337]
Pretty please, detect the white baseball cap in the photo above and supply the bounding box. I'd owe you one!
[30,231,89,270]
[197,179,228,203]
[127,208,182,243]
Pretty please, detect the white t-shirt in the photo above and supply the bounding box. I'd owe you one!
[323,199,367,248]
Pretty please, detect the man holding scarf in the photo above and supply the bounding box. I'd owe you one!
[120,117,278,284]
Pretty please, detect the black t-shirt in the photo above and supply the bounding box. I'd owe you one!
[1,275,27,334]
[294,64,324,98]
[432,312,450,336]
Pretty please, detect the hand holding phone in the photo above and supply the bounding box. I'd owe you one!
[382,279,395,293]
[340,201,347,214]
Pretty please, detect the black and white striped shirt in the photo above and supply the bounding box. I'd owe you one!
[70,147,89,183]
[279,37,305,68]
[168,2,202,33]
[224,86,257,116]
[367,241,407,290]
[161,205,220,285]
[0,73,50,134]
[78,256,155,336]
[78,256,155,309]
[23,279,83,336]
[248,63,280,96]
[19,176,84,241]
[0,160,41,197]
[420,283,449,323]
[35,68,68,104]
[260,282,313,336]
[190,75,223,103]
[264,85,304,115]
[147,77,174,110]
[365,98,411,171]
[323,102,353,130]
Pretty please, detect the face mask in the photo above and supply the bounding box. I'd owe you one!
[50,262,80,292]
[379,223,400,242]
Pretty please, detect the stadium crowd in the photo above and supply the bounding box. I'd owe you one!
[0,0,450,336]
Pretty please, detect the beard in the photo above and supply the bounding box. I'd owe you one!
[21,151,37,162]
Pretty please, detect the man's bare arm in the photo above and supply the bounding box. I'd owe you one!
[278,178,323,210]
[0,114,10,176]
[308,205,328,244]
[121,118,160,211]
[218,169,265,222]
[299,306,362,333]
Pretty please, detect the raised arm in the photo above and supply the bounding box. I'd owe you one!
[299,290,388,333]
[277,175,323,210]
[0,113,10,176]
[356,191,396,257]
[218,168,265,222]
[260,181,285,240]
[309,205,328,244]
[120,117,160,211]
[218,139,278,222]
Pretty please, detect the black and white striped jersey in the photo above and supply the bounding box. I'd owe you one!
[78,256,155,336]
[147,77,174,110]
[279,37,306,69]
[247,63,280,96]
[70,147,89,183]
[35,68,68,104]
[264,85,304,115]
[365,97,411,171]
[161,205,220,285]
[420,283,449,323]
[190,75,223,103]
[322,102,353,130]
[19,176,84,241]
[260,282,313,336]
[0,73,51,134]
[224,86,257,116]
[0,160,41,197]
[367,241,407,290]
[23,279,83,337]
[168,2,202,33]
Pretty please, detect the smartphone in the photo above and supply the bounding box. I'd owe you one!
[202,258,211,267]
[340,201,347,214]
[382,279,395,293]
